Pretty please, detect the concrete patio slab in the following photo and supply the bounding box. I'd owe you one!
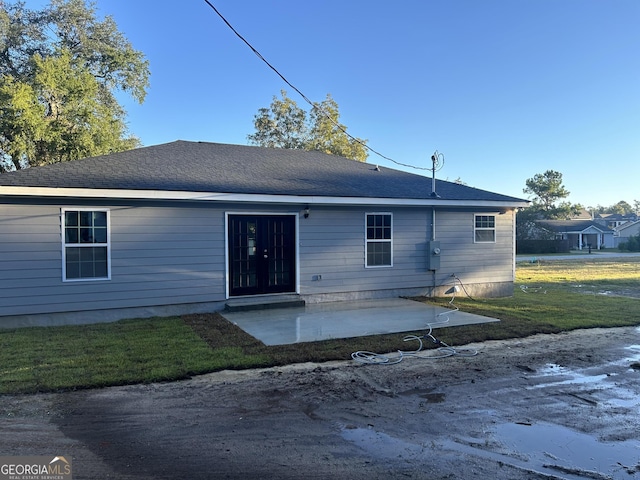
[221,297,499,345]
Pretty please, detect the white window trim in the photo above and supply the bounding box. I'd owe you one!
[474,213,496,244]
[61,207,112,282]
[365,212,393,268]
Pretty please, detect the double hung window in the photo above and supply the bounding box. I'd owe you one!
[474,214,496,243]
[366,213,393,267]
[63,209,110,281]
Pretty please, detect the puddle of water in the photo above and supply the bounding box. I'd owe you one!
[526,363,612,390]
[493,422,640,479]
[340,426,425,460]
[526,362,640,408]
[606,394,640,408]
[341,423,640,479]
[398,388,446,403]
[625,345,640,364]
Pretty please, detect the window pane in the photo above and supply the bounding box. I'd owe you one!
[475,215,495,228]
[65,211,79,226]
[94,227,107,243]
[93,246,107,262]
[94,259,108,277]
[80,261,95,278]
[66,247,109,279]
[80,227,93,243]
[93,211,107,227]
[475,230,495,242]
[79,248,95,261]
[367,227,375,239]
[65,262,80,280]
[65,247,80,262]
[65,227,78,244]
[80,211,93,226]
[366,214,391,240]
[367,242,391,266]
[367,215,375,227]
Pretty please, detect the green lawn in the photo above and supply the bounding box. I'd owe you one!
[1,258,639,394]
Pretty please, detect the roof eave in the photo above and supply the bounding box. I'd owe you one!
[0,186,530,208]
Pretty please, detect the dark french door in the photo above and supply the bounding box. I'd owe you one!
[228,215,296,296]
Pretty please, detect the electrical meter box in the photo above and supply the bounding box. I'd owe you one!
[427,241,441,271]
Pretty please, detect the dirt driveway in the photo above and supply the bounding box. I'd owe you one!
[2,326,640,479]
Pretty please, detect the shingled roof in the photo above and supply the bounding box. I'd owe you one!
[536,220,609,233]
[0,140,527,204]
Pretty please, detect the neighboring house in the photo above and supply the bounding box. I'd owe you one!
[535,220,614,250]
[572,208,594,220]
[613,220,640,248]
[0,141,528,327]
[596,213,638,230]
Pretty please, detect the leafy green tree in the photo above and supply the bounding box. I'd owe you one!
[605,201,633,215]
[522,170,582,219]
[589,200,637,216]
[248,90,368,162]
[0,0,149,172]
[516,170,582,242]
[247,90,307,150]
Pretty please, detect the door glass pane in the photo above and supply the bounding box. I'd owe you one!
[232,219,257,289]
[267,218,292,288]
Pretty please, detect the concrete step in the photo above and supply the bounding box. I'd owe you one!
[225,295,305,312]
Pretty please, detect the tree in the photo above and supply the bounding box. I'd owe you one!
[0,0,149,172]
[516,170,582,242]
[609,201,633,215]
[588,200,638,216]
[247,90,307,150]
[522,170,582,219]
[248,90,368,162]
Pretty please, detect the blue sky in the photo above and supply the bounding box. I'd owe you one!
[29,0,639,208]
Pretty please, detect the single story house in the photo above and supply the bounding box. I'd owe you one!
[613,219,640,248]
[535,219,615,250]
[0,141,529,327]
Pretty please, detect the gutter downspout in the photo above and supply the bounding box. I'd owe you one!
[431,207,437,295]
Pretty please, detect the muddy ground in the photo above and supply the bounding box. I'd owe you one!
[2,326,640,480]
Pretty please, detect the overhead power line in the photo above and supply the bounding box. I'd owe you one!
[202,0,430,171]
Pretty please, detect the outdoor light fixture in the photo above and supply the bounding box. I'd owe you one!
[304,206,310,218]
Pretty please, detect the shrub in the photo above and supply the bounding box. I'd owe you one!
[516,239,570,254]
[619,233,640,252]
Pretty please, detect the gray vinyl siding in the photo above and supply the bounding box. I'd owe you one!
[299,207,433,294]
[0,203,227,317]
[435,210,515,286]
[299,207,515,296]
[0,201,517,319]
[0,206,61,299]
